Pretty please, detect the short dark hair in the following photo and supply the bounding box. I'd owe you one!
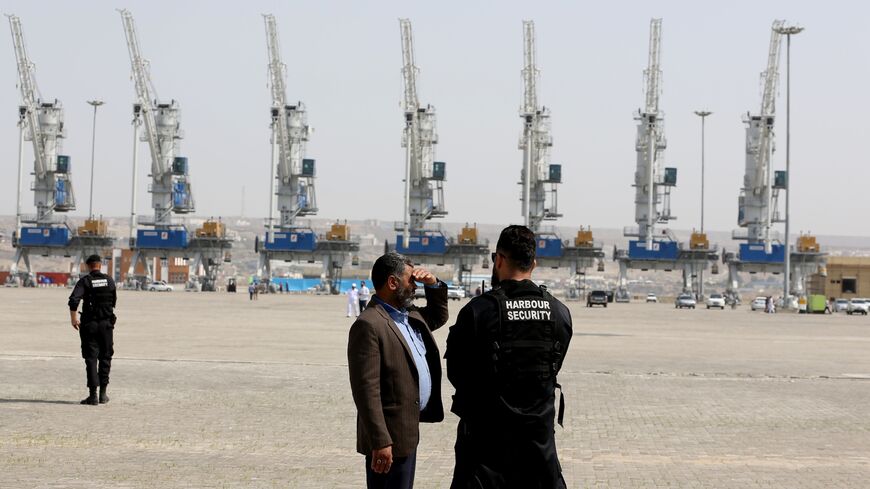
[495,225,536,271]
[85,254,102,265]
[371,252,413,290]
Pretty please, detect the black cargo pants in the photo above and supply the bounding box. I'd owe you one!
[79,319,114,388]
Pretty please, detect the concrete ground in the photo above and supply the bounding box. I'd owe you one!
[1,287,869,488]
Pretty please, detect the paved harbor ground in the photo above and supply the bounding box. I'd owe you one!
[1,288,869,488]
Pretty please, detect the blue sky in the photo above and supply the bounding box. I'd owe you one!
[1,0,868,237]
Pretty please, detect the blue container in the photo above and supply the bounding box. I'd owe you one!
[264,230,317,251]
[535,236,563,258]
[395,233,447,255]
[137,229,188,249]
[628,240,679,260]
[19,226,71,247]
[739,243,785,263]
[55,180,68,207]
[173,182,189,208]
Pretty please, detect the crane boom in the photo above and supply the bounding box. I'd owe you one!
[7,14,74,222]
[119,9,193,226]
[644,19,663,115]
[263,14,316,230]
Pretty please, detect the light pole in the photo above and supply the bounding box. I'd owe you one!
[694,110,712,298]
[774,24,803,307]
[86,100,105,218]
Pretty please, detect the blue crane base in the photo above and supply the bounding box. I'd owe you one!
[628,240,680,261]
[738,243,785,264]
[136,229,189,249]
[18,226,71,247]
[263,230,317,252]
[395,233,447,255]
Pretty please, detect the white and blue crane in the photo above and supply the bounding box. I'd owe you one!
[723,20,824,303]
[255,14,359,294]
[614,18,717,301]
[518,20,603,294]
[6,14,112,287]
[119,9,231,291]
[392,18,488,287]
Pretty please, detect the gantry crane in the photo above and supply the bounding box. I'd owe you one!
[119,9,231,291]
[6,14,112,287]
[392,18,487,288]
[255,13,359,294]
[518,20,603,296]
[723,20,824,302]
[614,18,717,301]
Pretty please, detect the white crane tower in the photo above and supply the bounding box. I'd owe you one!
[120,9,230,291]
[398,18,446,249]
[632,18,674,247]
[519,20,560,232]
[264,13,317,233]
[257,14,357,293]
[6,15,112,286]
[724,20,824,302]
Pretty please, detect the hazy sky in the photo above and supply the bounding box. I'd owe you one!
[1,0,868,238]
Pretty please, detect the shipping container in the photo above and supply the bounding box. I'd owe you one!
[136,229,188,249]
[19,226,70,247]
[628,240,679,260]
[395,233,447,255]
[739,243,785,263]
[264,230,317,251]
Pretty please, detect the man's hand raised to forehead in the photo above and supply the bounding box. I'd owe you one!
[411,267,437,286]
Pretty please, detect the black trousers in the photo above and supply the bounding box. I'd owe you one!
[451,420,566,489]
[79,319,114,388]
[365,449,416,489]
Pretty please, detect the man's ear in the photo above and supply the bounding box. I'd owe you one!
[530,259,537,273]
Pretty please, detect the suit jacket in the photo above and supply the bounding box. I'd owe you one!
[347,282,449,457]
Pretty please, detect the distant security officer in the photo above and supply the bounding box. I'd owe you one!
[446,225,572,488]
[68,254,117,405]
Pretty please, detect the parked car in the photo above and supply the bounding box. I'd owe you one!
[675,294,696,309]
[750,297,767,311]
[447,286,466,301]
[587,290,608,308]
[847,299,870,315]
[834,298,850,313]
[147,280,173,292]
[646,293,658,303]
[705,293,726,309]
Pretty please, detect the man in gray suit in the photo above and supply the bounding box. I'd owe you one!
[348,252,449,489]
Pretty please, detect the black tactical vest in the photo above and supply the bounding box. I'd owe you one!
[486,283,565,426]
[82,272,115,321]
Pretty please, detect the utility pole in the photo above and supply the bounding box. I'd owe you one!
[774,23,804,307]
[694,110,712,298]
[87,100,104,218]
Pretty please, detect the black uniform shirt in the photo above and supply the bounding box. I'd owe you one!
[68,271,117,322]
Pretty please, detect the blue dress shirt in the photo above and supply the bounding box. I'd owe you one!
[372,295,431,411]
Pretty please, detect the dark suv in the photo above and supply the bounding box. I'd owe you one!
[587,290,608,308]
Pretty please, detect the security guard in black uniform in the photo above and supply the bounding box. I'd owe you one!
[446,225,572,489]
[68,254,117,405]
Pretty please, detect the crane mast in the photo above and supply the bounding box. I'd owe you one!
[119,9,194,228]
[399,18,445,248]
[518,20,559,233]
[8,14,75,224]
[264,14,316,233]
[739,20,785,253]
[633,18,673,248]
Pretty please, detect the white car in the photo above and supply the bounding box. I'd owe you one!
[705,293,726,309]
[847,299,869,315]
[750,297,768,311]
[675,294,696,309]
[447,286,466,301]
[147,280,174,292]
[834,299,850,313]
[646,293,658,303]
